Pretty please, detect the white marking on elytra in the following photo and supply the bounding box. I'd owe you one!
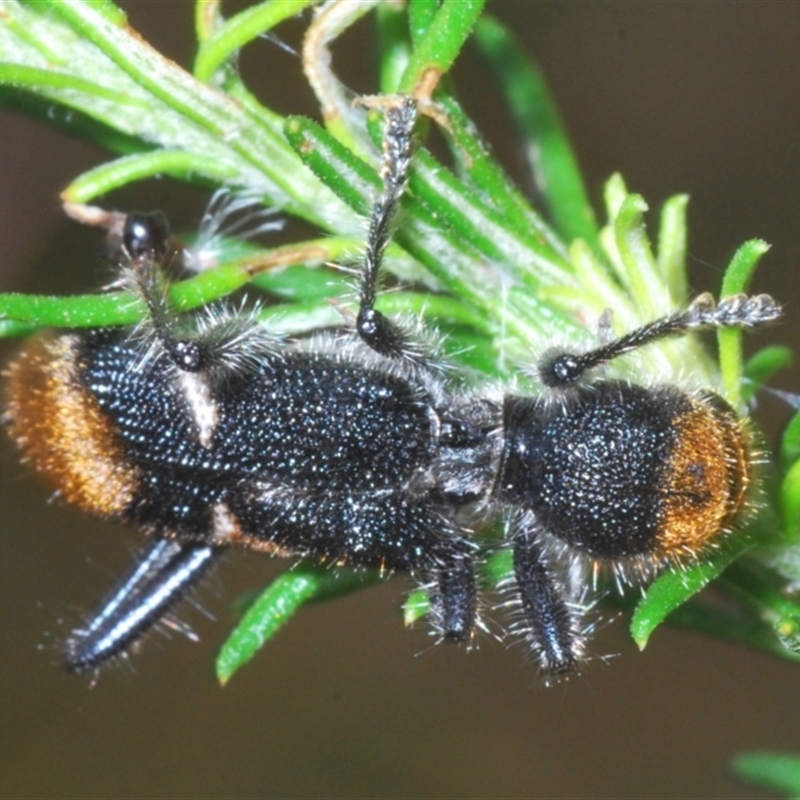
[177,372,218,448]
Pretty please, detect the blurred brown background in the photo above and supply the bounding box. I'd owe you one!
[2,2,800,797]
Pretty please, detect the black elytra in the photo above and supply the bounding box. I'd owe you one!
[4,96,781,677]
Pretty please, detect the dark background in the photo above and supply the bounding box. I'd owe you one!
[2,2,800,797]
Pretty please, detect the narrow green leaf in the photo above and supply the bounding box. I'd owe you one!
[0,85,145,155]
[566,239,631,319]
[407,147,573,286]
[62,151,239,203]
[656,193,689,303]
[284,115,376,216]
[403,588,429,626]
[720,238,772,296]
[0,291,141,329]
[718,239,771,405]
[43,0,237,131]
[781,460,800,545]
[613,193,663,318]
[376,292,493,335]
[194,0,315,83]
[733,751,800,797]
[436,329,499,374]
[742,345,792,403]
[408,0,440,43]
[0,239,354,331]
[376,1,412,95]
[473,15,600,251]
[252,264,347,302]
[630,535,755,650]
[398,0,485,96]
[216,566,380,684]
[0,62,147,107]
[603,172,628,220]
[0,320,40,338]
[483,548,513,586]
[194,0,219,43]
[216,571,319,684]
[436,95,569,262]
[363,107,572,285]
[781,409,800,469]
[2,5,67,64]
[256,301,341,335]
[81,0,127,26]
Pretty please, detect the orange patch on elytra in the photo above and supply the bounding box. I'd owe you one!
[5,334,137,518]
[656,395,750,559]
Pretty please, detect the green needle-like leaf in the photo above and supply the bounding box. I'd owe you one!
[0,238,356,330]
[780,461,800,545]
[733,751,800,798]
[398,0,485,96]
[781,409,800,469]
[630,535,756,650]
[612,194,662,317]
[474,15,600,252]
[216,566,381,685]
[436,95,569,261]
[194,0,316,83]
[718,239,771,405]
[407,147,573,286]
[743,345,792,403]
[62,151,239,203]
[376,1,412,95]
[656,194,689,304]
[408,0,440,44]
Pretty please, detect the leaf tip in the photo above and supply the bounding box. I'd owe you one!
[629,615,654,651]
[403,589,429,627]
